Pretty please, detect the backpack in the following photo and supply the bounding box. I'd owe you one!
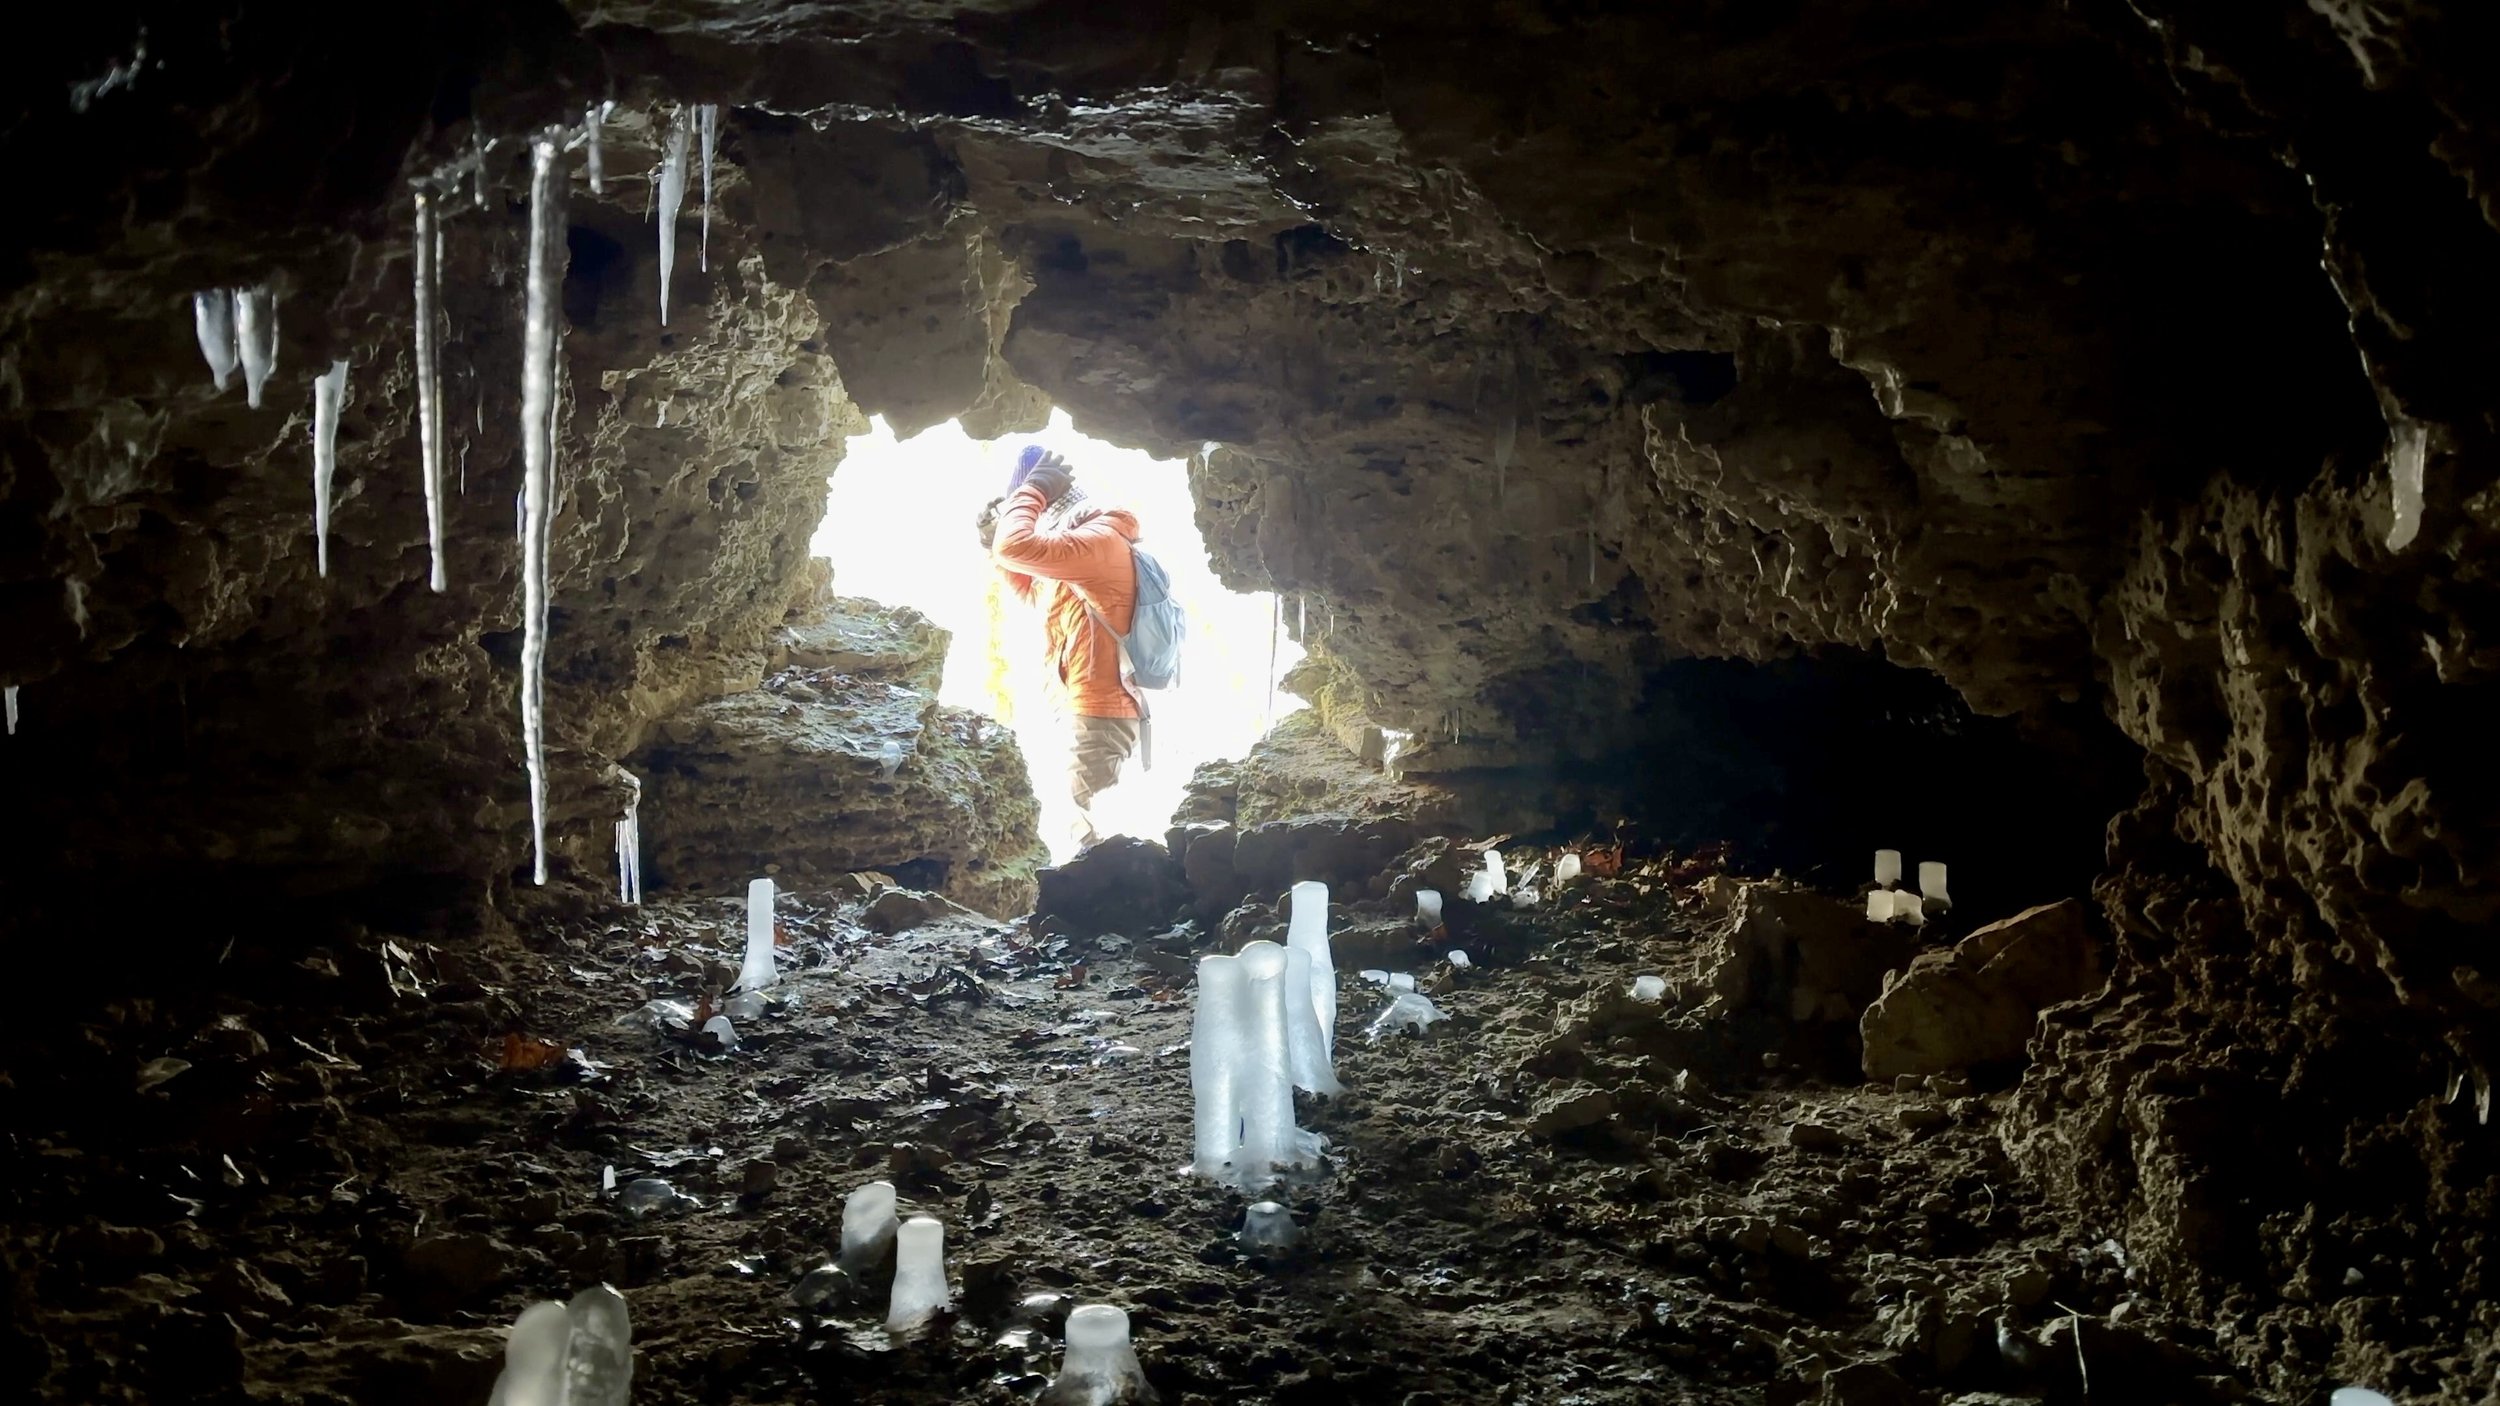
[1082,544,1188,768]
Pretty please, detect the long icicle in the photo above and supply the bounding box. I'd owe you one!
[311,359,349,576]
[414,191,447,591]
[698,103,718,272]
[518,135,566,885]
[657,109,690,325]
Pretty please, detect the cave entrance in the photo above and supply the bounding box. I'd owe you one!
[810,411,1303,862]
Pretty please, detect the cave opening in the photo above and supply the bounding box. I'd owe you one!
[1,5,2490,1404]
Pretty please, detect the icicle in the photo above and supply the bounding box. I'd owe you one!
[615,770,643,905]
[517,136,566,886]
[698,103,719,272]
[1587,519,1596,587]
[657,109,690,325]
[413,191,447,592]
[4,686,16,736]
[310,359,349,577]
[235,287,277,409]
[192,292,237,390]
[2386,419,2428,551]
[1298,593,1306,639]
[585,103,607,194]
[1493,407,1516,500]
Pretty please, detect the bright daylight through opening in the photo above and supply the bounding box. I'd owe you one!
[810,410,1303,861]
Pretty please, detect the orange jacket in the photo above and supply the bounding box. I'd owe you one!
[991,484,1143,720]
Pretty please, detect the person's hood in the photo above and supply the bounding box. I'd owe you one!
[1066,505,1141,542]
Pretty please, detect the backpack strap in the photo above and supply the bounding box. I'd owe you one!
[1083,602,1152,772]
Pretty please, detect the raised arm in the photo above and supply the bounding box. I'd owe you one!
[990,482,1100,582]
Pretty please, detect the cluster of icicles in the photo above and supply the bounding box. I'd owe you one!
[179,101,721,887]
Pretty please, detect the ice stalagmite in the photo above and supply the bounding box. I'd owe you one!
[1286,880,1341,1071]
[1233,941,1318,1187]
[741,877,777,991]
[614,769,642,905]
[585,102,607,193]
[2386,420,2429,551]
[192,291,237,390]
[886,1216,948,1332]
[4,686,16,736]
[1281,946,1343,1095]
[516,136,565,886]
[1190,954,1247,1181]
[485,1285,633,1406]
[413,190,447,591]
[310,359,348,577]
[697,103,718,272]
[1042,1304,1158,1405]
[656,109,690,325]
[840,1180,900,1273]
[235,286,277,409]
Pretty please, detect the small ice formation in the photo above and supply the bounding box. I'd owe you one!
[1917,861,1952,915]
[1892,890,1927,926]
[697,103,719,272]
[1553,852,1582,885]
[1630,975,1667,1003]
[486,1285,633,1406]
[310,359,348,577]
[1286,881,1340,1071]
[234,285,278,408]
[614,770,643,905]
[1414,888,1443,925]
[886,1215,948,1332]
[1874,848,1902,889]
[1366,990,1445,1038]
[1446,949,1471,969]
[2331,1391,2394,1406]
[1863,890,1890,922]
[1282,945,1344,1095]
[840,1180,900,1273]
[1238,1202,1298,1253]
[191,291,237,390]
[701,1014,738,1048]
[4,685,16,736]
[1042,1303,1158,1405]
[723,990,765,1022]
[1190,944,1322,1190]
[1462,848,1508,902]
[656,107,690,325]
[740,877,777,991]
[1511,886,1541,908]
[2386,419,2428,551]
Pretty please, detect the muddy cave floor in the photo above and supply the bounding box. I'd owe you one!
[3,869,2234,1406]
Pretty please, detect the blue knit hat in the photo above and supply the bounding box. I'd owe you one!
[1008,443,1049,491]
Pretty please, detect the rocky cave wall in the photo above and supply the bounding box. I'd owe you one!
[4,0,2499,1391]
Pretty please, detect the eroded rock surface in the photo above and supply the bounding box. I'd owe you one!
[1861,900,2104,1083]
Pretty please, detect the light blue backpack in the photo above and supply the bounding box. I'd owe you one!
[1084,545,1188,767]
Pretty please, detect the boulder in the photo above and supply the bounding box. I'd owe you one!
[1033,836,1191,938]
[775,594,950,692]
[1707,882,1920,1026]
[862,887,974,934]
[1859,899,2103,1081]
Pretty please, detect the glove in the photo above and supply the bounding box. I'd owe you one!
[1021,452,1074,504]
[1007,443,1053,492]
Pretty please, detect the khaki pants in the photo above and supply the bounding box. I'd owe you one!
[1069,715,1142,848]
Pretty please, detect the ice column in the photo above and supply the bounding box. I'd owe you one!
[1190,954,1246,1180]
[1864,890,1889,922]
[697,103,719,271]
[516,136,565,886]
[1414,889,1442,925]
[1553,853,1582,885]
[585,102,607,193]
[1232,941,1314,1187]
[1485,849,1508,894]
[1286,881,1339,1070]
[413,189,447,591]
[485,1285,633,1406]
[1281,946,1344,1096]
[5,685,17,736]
[741,877,777,991]
[235,286,277,409]
[1043,1304,1155,1405]
[839,1180,899,1272]
[656,109,690,325]
[1874,849,1902,889]
[614,770,642,905]
[1917,862,1950,908]
[886,1216,948,1332]
[310,359,348,577]
[192,291,237,390]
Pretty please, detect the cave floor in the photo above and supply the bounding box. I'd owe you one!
[3,876,2243,1404]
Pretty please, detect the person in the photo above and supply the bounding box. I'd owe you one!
[979,446,1143,851]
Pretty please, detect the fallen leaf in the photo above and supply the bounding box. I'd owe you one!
[499,1034,568,1071]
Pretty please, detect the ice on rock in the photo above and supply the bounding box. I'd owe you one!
[700,1014,738,1048]
[740,877,777,991]
[614,770,642,905]
[1238,1202,1298,1253]
[2331,1390,2394,1406]
[2386,420,2428,551]
[1042,1304,1158,1405]
[1446,949,1471,969]
[885,1215,948,1332]
[1917,861,1952,915]
[723,991,765,1022]
[1462,848,1508,902]
[1890,890,1927,926]
[840,1180,900,1273]
[1367,990,1445,1039]
[1461,869,1496,903]
[1511,886,1541,908]
[1874,849,1902,889]
[310,359,348,577]
[1485,849,1508,892]
[413,190,448,592]
[486,1285,634,1406]
[1864,890,1890,922]
[1630,975,1667,1003]
[656,109,690,325]
[1553,852,1582,885]
[235,286,278,408]
[1387,972,1415,992]
[1414,888,1443,925]
[192,291,238,390]
[516,136,566,885]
